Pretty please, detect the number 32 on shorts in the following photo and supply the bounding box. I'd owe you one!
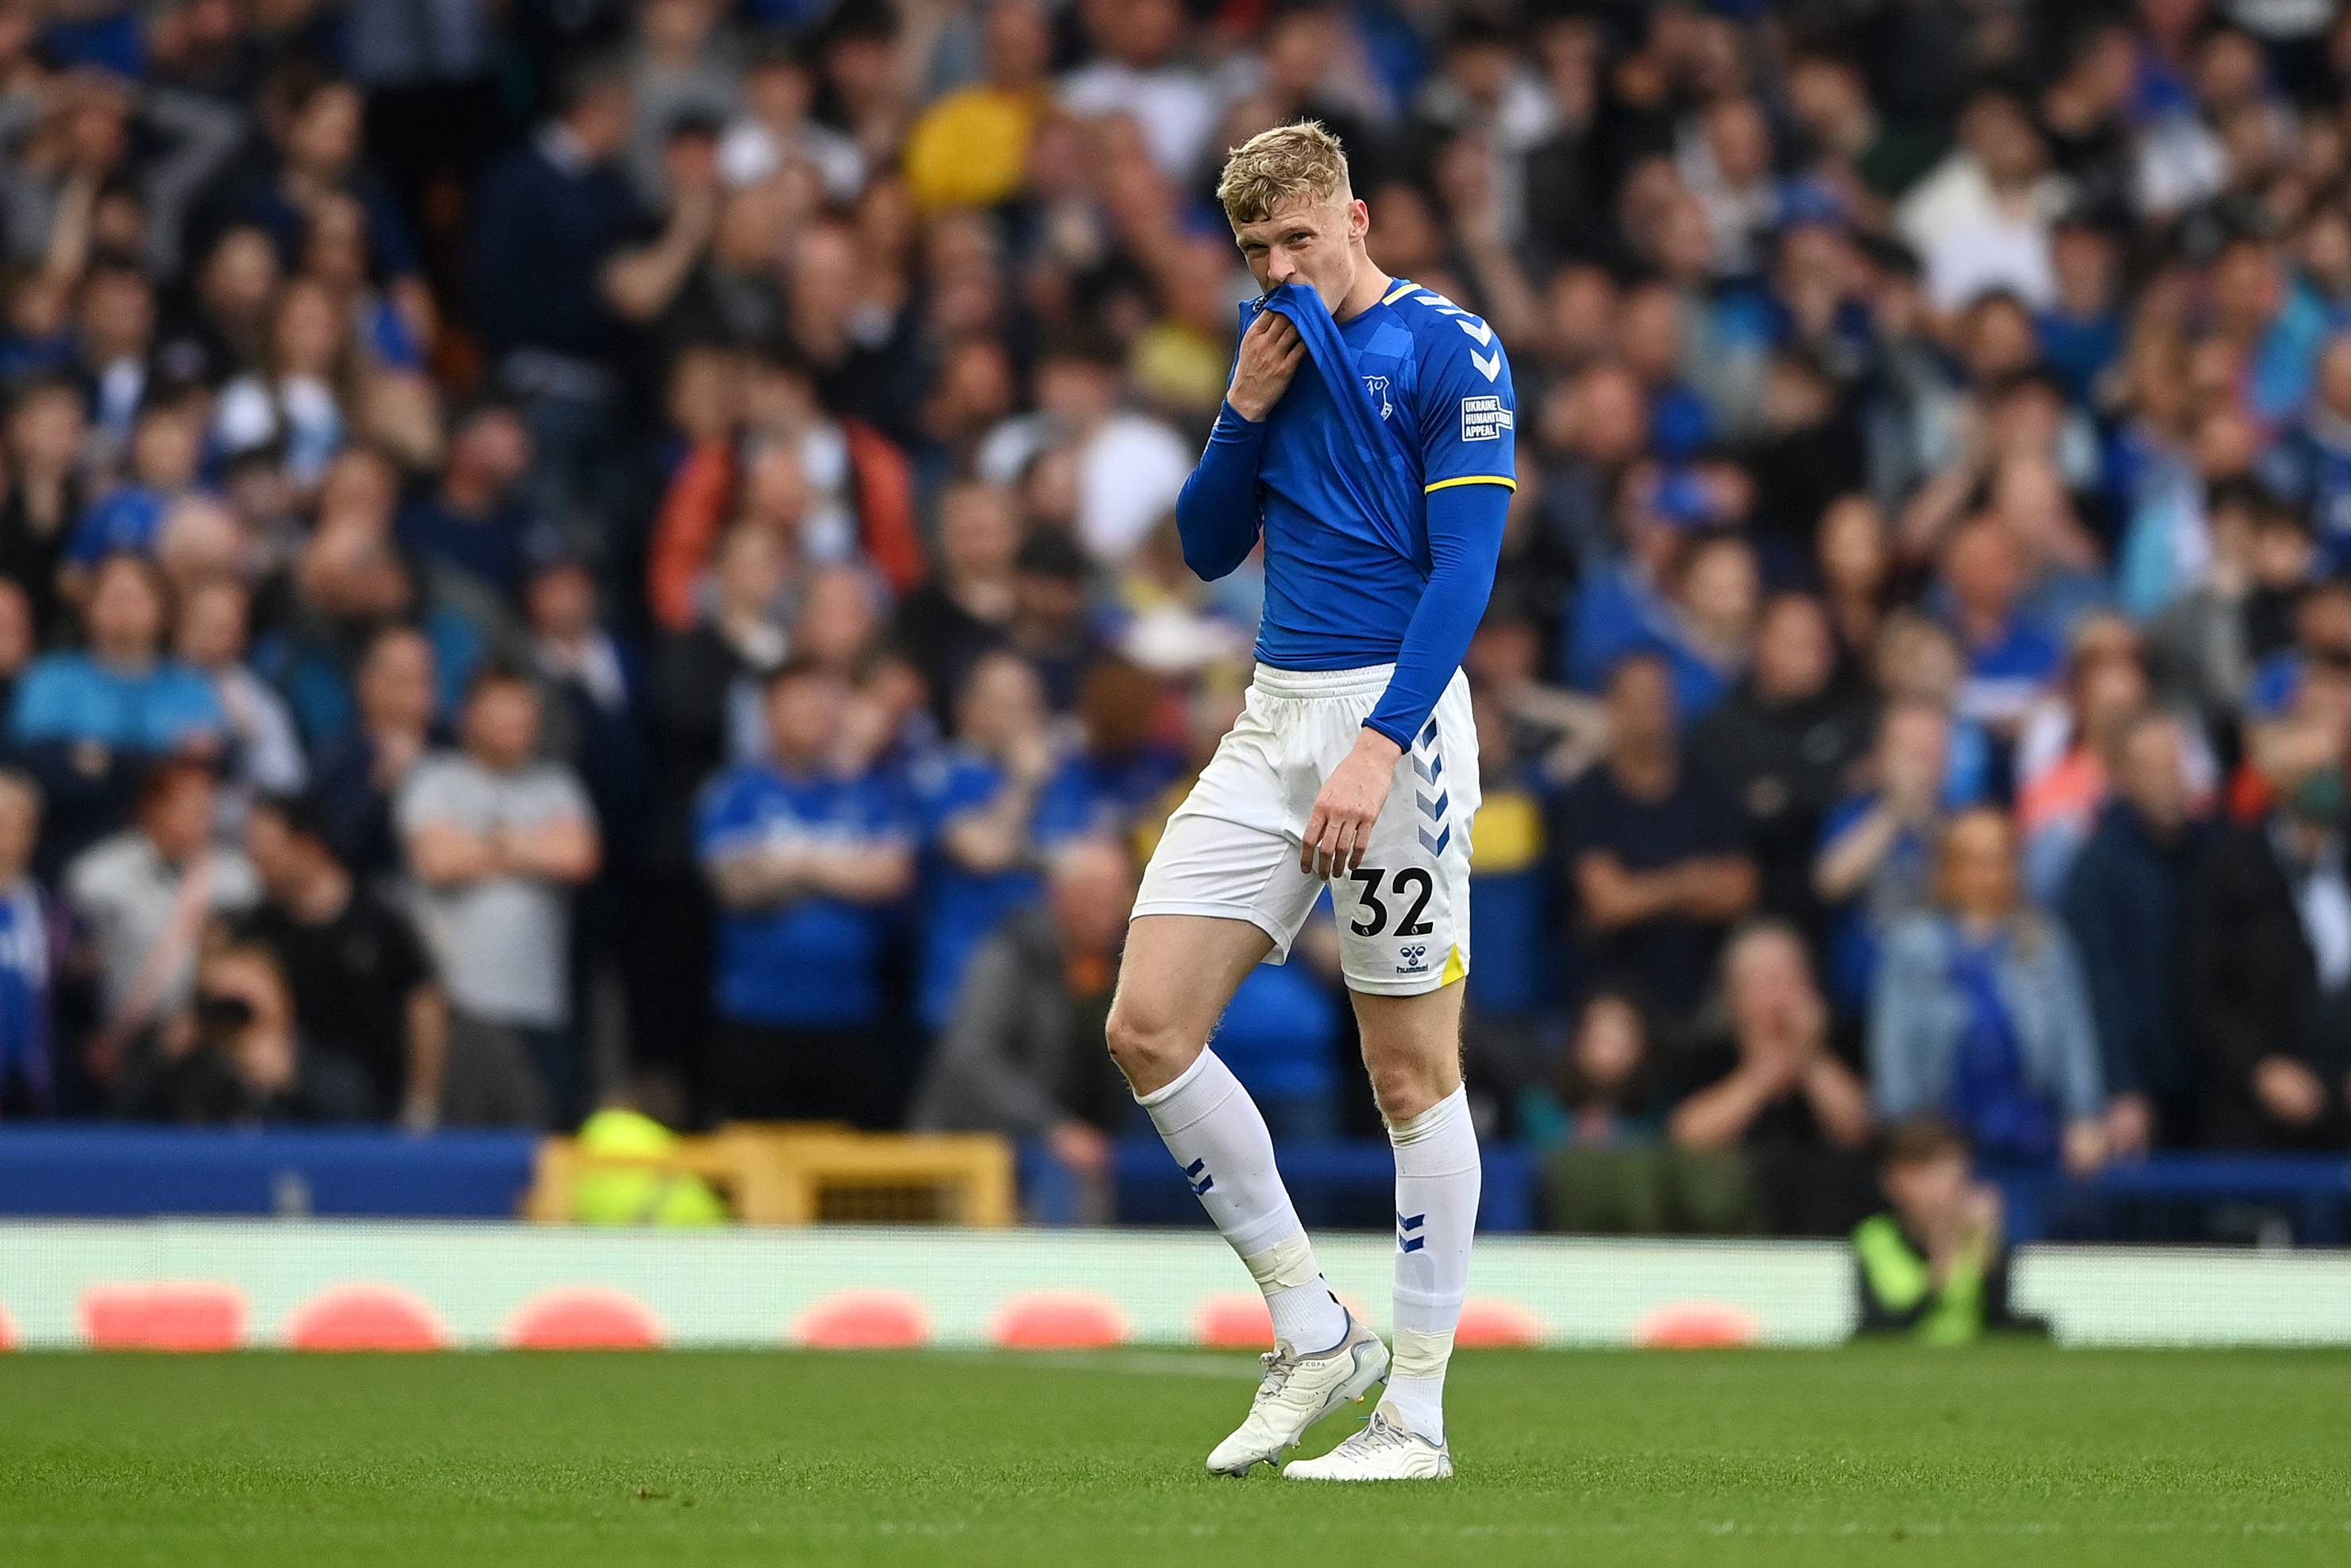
[1347,867,1434,937]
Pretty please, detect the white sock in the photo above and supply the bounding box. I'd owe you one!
[1137,1050,1348,1354]
[1385,1084,1479,1444]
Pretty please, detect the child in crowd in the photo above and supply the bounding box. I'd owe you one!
[1531,989,1766,1235]
[1523,989,1662,1150]
[1852,1114,2046,1343]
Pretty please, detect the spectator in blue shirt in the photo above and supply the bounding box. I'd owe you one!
[2037,218,2125,407]
[912,650,1059,1033]
[699,656,914,1124]
[1939,515,2062,737]
[62,391,208,589]
[13,554,226,821]
[1034,657,1183,847]
[1869,805,2108,1176]
[1565,472,1756,721]
[2264,335,2351,570]
[12,552,221,879]
[467,58,650,380]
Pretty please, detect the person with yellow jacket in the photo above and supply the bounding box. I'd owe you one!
[1852,1114,2048,1343]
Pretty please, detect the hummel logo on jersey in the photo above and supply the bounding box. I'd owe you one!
[1461,396,1512,440]
[1397,943,1430,977]
[1363,375,1392,419]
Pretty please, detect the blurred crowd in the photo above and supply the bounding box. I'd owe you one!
[10,0,2351,1235]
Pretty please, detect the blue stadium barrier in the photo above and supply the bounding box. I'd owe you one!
[0,1129,540,1218]
[8,1130,2349,1245]
[1992,1155,2351,1246]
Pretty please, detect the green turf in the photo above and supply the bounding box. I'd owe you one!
[1,1346,2346,1566]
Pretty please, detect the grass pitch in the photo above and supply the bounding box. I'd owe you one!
[1,1345,2346,1566]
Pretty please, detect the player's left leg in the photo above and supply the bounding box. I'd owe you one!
[1287,674,1480,1482]
[1284,983,1473,1481]
[1365,984,1478,1443]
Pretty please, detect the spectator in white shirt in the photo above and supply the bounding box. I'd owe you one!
[718,35,865,204]
[399,664,600,1127]
[1897,90,2074,315]
[68,759,261,1080]
[975,330,1191,569]
[1058,0,1218,181]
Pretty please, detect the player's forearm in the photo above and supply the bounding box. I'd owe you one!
[1362,482,1508,748]
[1175,404,1266,582]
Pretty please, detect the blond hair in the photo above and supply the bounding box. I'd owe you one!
[1215,122,1352,225]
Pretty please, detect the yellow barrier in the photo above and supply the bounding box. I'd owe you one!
[526,1125,1015,1227]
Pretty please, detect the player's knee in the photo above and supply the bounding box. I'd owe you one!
[1104,1002,1190,1086]
[1367,1056,1446,1126]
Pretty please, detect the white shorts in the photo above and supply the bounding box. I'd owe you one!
[1133,663,1480,996]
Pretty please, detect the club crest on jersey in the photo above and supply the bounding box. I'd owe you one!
[1461,396,1513,441]
[1363,375,1392,419]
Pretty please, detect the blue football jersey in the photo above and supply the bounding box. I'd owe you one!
[1249,280,1517,672]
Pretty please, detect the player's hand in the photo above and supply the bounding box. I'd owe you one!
[1302,729,1402,879]
[1227,311,1304,423]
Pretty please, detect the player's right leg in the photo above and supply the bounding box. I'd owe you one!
[1108,913,1384,1474]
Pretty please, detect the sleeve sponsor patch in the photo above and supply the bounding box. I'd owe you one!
[1460,396,1514,441]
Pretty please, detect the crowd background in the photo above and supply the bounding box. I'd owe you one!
[8,0,2351,1237]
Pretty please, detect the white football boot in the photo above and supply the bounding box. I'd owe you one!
[1284,1402,1453,1481]
[1204,1312,1389,1476]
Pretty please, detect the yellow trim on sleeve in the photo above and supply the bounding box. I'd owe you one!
[1424,476,1517,494]
[1382,281,1418,304]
